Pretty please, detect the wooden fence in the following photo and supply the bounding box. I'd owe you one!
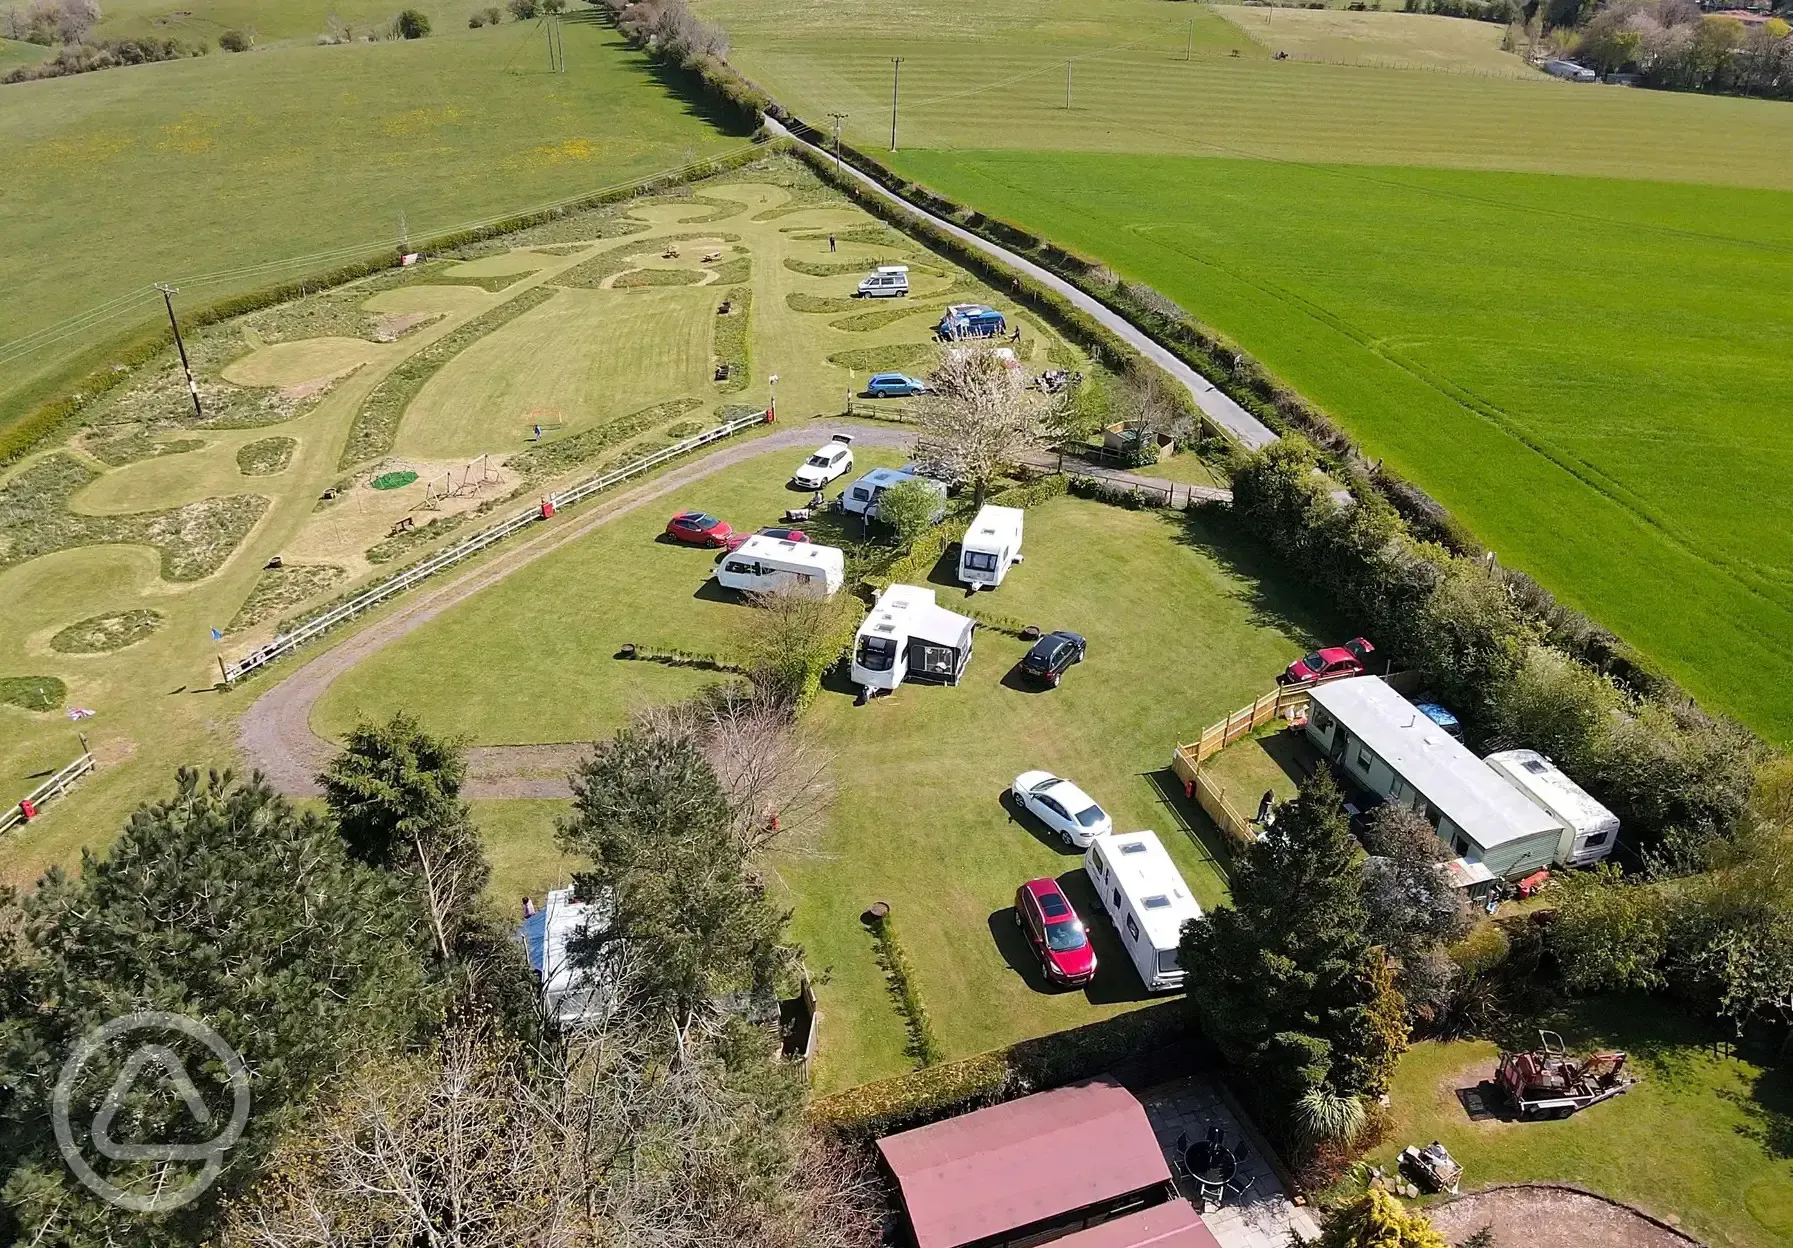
[1171,685,1315,786]
[1,749,97,836]
[1190,769,1255,848]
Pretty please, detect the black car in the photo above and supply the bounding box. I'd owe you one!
[1020,630,1086,687]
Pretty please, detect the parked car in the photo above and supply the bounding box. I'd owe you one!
[865,372,929,398]
[1279,636,1374,685]
[725,525,810,551]
[790,437,854,490]
[1012,770,1112,848]
[664,511,733,548]
[1013,877,1096,987]
[1020,630,1086,687]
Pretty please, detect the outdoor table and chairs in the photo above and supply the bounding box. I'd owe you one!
[1173,1127,1258,1209]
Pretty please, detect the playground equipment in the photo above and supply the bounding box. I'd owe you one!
[1495,1031,1634,1119]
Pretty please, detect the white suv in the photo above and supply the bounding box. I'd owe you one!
[791,438,854,489]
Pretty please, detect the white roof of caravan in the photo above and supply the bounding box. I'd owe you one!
[964,504,1023,548]
[1484,749,1618,835]
[861,583,975,649]
[732,534,844,571]
[1309,677,1562,852]
[1091,830,1201,948]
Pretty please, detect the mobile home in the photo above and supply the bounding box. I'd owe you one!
[850,583,976,693]
[957,503,1024,590]
[715,536,845,598]
[1083,830,1202,992]
[840,467,948,523]
[1305,677,1565,879]
[1484,749,1620,867]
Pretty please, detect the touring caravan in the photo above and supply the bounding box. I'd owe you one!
[1083,830,1202,993]
[850,583,976,694]
[1484,750,1620,867]
[519,887,614,1027]
[957,503,1024,590]
[840,467,948,523]
[856,264,910,298]
[715,536,845,598]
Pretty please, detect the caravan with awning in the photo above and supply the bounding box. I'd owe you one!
[850,583,976,694]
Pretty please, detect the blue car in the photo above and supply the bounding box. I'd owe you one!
[936,303,1007,340]
[865,372,929,398]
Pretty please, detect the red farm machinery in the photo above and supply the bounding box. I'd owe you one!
[1495,1030,1635,1120]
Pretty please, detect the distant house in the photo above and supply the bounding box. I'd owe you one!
[877,1076,1219,1248]
[1305,677,1566,879]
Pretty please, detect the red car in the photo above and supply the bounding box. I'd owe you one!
[1013,878,1096,987]
[723,525,809,552]
[1280,636,1375,686]
[665,511,733,548]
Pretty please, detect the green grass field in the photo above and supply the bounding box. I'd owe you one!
[318,451,1347,1088]
[1213,6,1546,78]
[0,8,748,432]
[1370,996,1793,1248]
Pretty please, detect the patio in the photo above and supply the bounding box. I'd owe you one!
[1138,1076,1321,1248]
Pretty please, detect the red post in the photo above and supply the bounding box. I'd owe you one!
[540,498,556,520]
[18,798,37,822]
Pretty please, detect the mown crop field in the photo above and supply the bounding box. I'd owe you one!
[0,8,748,432]
[698,0,1793,742]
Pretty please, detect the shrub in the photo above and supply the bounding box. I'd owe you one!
[1551,865,1669,994]
[395,7,429,37]
[468,11,485,25]
[876,478,944,548]
[508,0,536,17]
[218,26,251,49]
[871,910,942,1066]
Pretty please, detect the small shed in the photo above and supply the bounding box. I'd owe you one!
[877,1076,1181,1248]
[1306,677,1565,879]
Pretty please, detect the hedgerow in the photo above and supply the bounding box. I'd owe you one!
[870,909,942,1067]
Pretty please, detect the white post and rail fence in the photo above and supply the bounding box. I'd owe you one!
[218,409,773,686]
[2,746,98,837]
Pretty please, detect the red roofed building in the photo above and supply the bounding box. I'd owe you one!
[877,1076,1217,1248]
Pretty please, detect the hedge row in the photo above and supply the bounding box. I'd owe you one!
[1,144,770,468]
[810,1000,1188,1139]
[871,910,942,1067]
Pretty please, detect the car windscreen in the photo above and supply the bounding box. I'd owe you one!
[686,514,717,528]
[1046,921,1088,953]
[1074,803,1106,828]
[1301,651,1324,670]
[805,455,830,467]
[856,636,896,671]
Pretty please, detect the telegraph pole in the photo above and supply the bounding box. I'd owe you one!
[1066,59,1072,109]
[827,111,848,170]
[1187,15,1194,61]
[154,284,202,422]
[889,57,902,151]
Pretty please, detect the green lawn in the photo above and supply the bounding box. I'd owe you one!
[888,150,1793,745]
[1370,996,1793,1248]
[0,9,748,433]
[1213,6,1547,79]
[322,453,1350,1088]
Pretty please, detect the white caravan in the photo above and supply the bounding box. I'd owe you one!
[1083,830,1202,993]
[522,887,614,1027]
[957,503,1024,590]
[856,264,910,298]
[1484,749,1620,867]
[850,583,976,693]
[715,536,845,598]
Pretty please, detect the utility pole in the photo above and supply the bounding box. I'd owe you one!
[556,11,566,72]
[1066,59,1072,109]
[154,284,202,422]
[827,111,848,170]
[1187,15,1194,61]
[889,57,902,151]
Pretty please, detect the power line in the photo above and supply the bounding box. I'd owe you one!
[827,111,848,170]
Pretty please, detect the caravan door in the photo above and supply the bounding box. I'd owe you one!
[909,640,958,683]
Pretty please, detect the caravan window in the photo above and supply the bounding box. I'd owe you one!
[1156,947,1181,974]
[856,635,896,672]
[1583,830,1610,848]
[964,551,998,573]
[1142,895,1171,910]
[723,560,753,575]
[1124,914,1140,942]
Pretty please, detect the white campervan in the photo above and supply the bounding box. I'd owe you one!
[856,264,909,298]
[1484,749,1620,867]
[957,503,1024,590]
[850,583,976,693]
[716,536,844,598]
[840,467,947,523]
[1083,830,1202,993]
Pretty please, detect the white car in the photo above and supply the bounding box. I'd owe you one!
[1011,771,1113,848]
[791,438,854,489]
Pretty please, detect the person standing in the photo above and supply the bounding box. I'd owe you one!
[828,233,836,252]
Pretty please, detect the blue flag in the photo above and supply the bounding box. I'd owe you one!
[210,628,223,641]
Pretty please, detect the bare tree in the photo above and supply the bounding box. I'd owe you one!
[918,341,1069,508]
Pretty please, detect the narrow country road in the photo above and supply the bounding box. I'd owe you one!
[239,423,915,798]
[766,117,1279,452]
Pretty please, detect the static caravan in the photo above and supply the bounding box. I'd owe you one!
[519,887,613,1027]
[850,583,976,693]
[840,467,948,523]
[1484,750,1620,867]
[957,504,1024,590]
[1305,677,1565,880]
[1082,830,1202,993]
[715,536,845,598]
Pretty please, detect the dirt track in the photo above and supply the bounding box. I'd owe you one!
[1429,1185,1704,1248]
[238,423,913,798]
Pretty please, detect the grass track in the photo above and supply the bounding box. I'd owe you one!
[890,149,1793,744]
